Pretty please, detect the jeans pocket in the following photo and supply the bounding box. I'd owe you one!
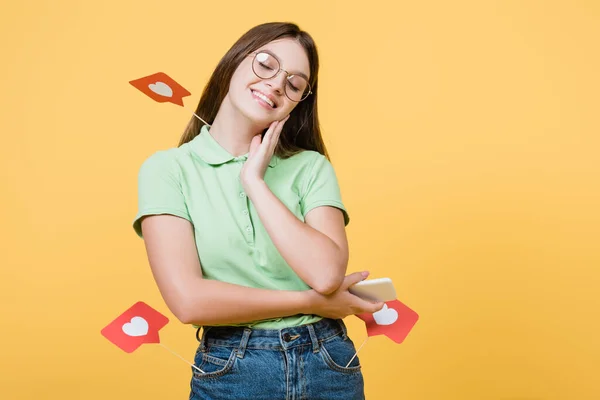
[319,334,362,374]
[192,344,237,380]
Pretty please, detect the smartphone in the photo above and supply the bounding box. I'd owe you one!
[348,277,397,302]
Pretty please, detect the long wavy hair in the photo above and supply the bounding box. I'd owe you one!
[177,22,328,160]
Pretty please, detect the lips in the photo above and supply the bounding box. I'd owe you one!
[251,89,277,109]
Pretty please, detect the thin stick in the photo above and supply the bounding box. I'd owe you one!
[193,113,211,126]
[158,342,205,373]
[346,337,368,368]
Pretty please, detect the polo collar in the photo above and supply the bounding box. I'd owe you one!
[190,124,278,167]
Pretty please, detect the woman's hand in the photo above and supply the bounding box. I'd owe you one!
[240,115,290,194]
[306,272,386,319]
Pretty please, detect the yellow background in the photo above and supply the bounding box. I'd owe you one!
[1,0,598,399]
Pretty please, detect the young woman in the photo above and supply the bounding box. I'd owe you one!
[133,22,384,400]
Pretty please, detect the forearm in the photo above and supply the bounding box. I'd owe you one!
[247,181,346,294]
[180,278,314,326]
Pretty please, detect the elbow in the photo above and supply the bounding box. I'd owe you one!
[166,281,205,325]
[169,295,201,325]
[176,308,193,325]
[311,257,347,295]
[177,303,204,325]
[311,272,344,295]
[172,301,193,324]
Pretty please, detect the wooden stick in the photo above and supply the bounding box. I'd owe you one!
[158,342,205,373]
[346,337,369,368]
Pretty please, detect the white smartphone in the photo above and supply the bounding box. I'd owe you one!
[348,277,397,302]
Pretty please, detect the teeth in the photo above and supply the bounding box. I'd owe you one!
[253,90,274,107]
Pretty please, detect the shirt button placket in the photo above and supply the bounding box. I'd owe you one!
[239,188,253,244]
[237,161,254,244]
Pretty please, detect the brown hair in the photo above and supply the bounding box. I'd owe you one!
[177,22,328,160]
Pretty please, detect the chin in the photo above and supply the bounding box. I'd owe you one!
[239,108,269,127]
[240,106,281,128]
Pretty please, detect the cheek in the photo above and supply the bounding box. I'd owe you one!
[230,68,255,95]
[229,75,256,109]
[280,102,298,117]
[230,76,246,96]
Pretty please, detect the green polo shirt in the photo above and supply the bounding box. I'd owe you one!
[133,124,349,329]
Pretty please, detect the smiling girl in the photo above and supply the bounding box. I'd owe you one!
[133,22,384,400]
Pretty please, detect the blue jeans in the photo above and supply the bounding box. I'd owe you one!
[189,318,365,400]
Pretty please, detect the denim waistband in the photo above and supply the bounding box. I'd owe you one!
[195,318,348,356]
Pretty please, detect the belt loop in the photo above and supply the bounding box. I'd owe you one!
[196,326,211,352]
[306,324,320,353]
[236,328,252,359]
[337,319,348,341]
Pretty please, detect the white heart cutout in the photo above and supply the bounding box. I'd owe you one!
[373,304,398,326]
[148,81,173,98]
[122,316,149,337]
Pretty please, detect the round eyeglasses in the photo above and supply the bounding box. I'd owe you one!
[250,51,312,102]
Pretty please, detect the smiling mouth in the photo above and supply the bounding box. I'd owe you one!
[251,90,277,108]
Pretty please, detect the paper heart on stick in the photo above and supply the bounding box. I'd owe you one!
[122,316,149,337]
[148,82,173,98]
[101,301,205,373]
[356,299,419,344]
[129,72,191,106]
[373,304,399,326]
[101,301,168,353]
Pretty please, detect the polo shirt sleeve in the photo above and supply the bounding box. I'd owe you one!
[132,150,192,238]
[300,153,350,226]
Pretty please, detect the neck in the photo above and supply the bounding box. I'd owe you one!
[208,95,265,157]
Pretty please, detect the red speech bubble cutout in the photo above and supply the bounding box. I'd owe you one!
[129,72,191,106]
[356,299,419,344]
[101,301,169,353]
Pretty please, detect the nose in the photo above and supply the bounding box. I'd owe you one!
[266,70,287,94]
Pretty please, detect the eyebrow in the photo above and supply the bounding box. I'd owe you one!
[259,49,310,81]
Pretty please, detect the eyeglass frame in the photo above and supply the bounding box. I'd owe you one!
[248,50,313,102]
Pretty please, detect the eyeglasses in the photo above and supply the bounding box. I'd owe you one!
[249,51,312,102]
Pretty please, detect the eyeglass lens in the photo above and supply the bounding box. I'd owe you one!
[252,52,310,101]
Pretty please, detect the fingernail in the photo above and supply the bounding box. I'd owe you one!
[361,271,369,278]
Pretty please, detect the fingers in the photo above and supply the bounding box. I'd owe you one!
[250,116,289,161]
[264,115,289,150]
[355,299,385,315]
[275,115,290,141]
[370,301,385,313]
[343,271,370,290]
[248,134,262,156]
[258,122,274,151]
